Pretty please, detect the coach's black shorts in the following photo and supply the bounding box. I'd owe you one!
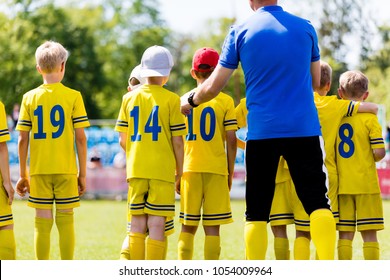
[245,136,330,222]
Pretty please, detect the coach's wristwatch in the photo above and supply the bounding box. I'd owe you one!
[187,91,199,108]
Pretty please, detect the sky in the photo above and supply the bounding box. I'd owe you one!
[159,0,390,67]
[160,0,390,34]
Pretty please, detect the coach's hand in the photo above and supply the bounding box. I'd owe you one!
[16,177,30,197]
[78,176,86,196]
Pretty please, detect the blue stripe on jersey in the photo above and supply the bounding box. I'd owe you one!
[129,202,145,211]
[202,214,232,221]
[28,196,54,205]
[170,123,186,131]
[55,196,80,204]
[370,138,384,145]
[145,201,174,212]
[180,212,201,221]
[224,119,238,126]
[18,120,32,127]
[346,101,354,117]
[0,214,13,222]
[357,218,384,226]
[0,129,10,137]
[73,116,89,124]
[116,120,128,128]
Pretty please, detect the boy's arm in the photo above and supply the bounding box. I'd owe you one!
[226,130,237,191]
[119,132,127,151]
[373,148,386,162]
[357,102,378,114]
[75,128,87,196]
[171,135,184,195]
[16,130,30,197]
[0,142,14,205]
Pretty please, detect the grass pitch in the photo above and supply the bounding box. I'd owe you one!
[11,198,390,260]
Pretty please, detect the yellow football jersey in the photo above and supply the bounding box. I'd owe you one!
[0,101,11,184]
[0,101,10,143]
[337,113,384,194]
[183,91,237,175]
[16,83,90,175]
[235,98,247,129]
[314,92,360,174]
[115,85,186,183]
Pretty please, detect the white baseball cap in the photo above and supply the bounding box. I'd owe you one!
[128,64,146,90]
[140,45,174,78]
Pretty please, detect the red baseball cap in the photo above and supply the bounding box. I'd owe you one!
[192,47,219,72]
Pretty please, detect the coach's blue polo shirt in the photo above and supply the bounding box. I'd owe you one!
[219,5,321,140]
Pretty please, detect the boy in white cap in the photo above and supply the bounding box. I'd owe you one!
[119,64,174,260]
[115,46,186,260]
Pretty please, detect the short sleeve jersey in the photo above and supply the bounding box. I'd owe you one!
[219,5,321,140]
[115,85,186,183]
[314,92,360,174]
[336,113,384,194]
[183,91,237,175]
[0,101,11,184]
[16,83,90,175]
[235,98,247,129]
[0,101,10,144]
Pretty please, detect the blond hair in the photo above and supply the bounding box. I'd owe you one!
[35,41,69,73]
[320,61,332,89]
[339,70,369,99]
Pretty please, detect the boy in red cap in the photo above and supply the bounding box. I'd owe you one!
[177,47,237,259]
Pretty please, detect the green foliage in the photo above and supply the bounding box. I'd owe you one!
[0,0,171,119]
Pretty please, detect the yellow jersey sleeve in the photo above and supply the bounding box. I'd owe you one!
[0,102,11,143]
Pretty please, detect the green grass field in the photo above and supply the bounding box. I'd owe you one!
[11,198,390,260]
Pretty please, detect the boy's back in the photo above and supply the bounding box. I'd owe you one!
[337,113,384,194]
[184,92,236,175]
[116,84,186,183]
[17,83,89,175]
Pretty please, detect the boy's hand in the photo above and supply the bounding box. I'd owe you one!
[16,177,30,197]
[78,176,86,196]
[3,182,15,205]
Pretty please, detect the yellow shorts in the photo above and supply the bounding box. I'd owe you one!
[337,194,384,232]
[0,181,13,227]
[269,180,294,226]
[179,172,233,226]
[127,178,175,217]
[327,172,339,223]
[28,174,80,210]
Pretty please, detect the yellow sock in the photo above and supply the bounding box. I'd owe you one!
[274,237,290,260]
[146,238,166,260]
[337,239,352,260]
[55,211,75,260]
[294,237,310,260]
[178,232,194,260]
[310,209,336,260]
[0,229,16,260]
[244,221,268,260]
[120,248,130,260]
[129,232,146,260]
[204,235,221,260]
[35,217,53,260]
[363,242,379,260]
